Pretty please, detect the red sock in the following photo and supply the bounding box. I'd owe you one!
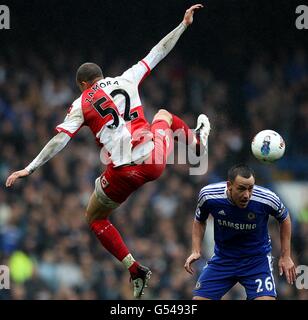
[90,219,139,274]
[170,114,196,145]
[128,261,139,275]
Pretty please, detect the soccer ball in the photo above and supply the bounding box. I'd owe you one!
[251,130,285,163]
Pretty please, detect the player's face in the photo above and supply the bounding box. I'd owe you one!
[227,175,255,208]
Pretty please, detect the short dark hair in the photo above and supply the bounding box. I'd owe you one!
[76,62,103,84]
[227,164,255,182]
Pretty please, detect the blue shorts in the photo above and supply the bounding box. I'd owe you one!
[193,254,277,300]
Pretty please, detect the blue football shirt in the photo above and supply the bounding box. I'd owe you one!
[195,182,289,258]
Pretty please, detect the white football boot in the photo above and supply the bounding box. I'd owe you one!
[194,114,211,156]
[130,265,152,298]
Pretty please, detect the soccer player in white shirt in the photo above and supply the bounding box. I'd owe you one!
[6,4,210,298]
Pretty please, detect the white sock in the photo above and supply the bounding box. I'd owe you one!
[122,253,136,269]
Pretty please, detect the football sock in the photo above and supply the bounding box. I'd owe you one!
[90,219,139,275]
[170,114,198,146]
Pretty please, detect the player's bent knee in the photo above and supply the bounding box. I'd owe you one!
[254,296,276,300]
[85,207,112,224]
[153,109,172,126]
[85,192,112,224]
[193,296,212,300]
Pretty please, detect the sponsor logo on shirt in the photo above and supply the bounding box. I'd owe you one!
[248,212,256,220]
[217,219,257,231]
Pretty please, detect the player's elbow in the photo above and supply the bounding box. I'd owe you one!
[54,132,71,145]
[194,219,206,227]
[280,215,291,225]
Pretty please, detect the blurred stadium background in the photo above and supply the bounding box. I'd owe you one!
[0,0,307,300]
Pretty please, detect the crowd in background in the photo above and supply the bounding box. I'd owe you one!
[0,43,308,300]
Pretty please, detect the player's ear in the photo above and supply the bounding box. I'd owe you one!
[79,81,90,92]
[227,180,232,190]
[82,81,88,89]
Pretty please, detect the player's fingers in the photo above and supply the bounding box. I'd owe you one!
[294,266,297,279]
[279,266,283,276]
[5,176,13,187]
[287,269,293,284]
[184,264,192,274]
[187,266,194,275]
[186,4,203,15]
[185,268,193,275]
[291,266,297,283]
[189,4,204,11]
[290,268,295,284]
[8,173,20,186]
[284,267,291,284]
[184,259,194,275]
[184,262,191,273]
[291,269,296,284]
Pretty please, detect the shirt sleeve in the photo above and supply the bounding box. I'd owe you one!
[120,22,187,85]
[195,189,210,222]
[55,97,84,138]
[269,194,289,223]
[25,132,71,174]
[120,60,151,86]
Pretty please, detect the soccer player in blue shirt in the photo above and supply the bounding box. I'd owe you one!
[184,164,297,300]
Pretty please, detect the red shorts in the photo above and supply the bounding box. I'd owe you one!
[99,119,173,204]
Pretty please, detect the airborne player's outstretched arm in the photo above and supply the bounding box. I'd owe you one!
[122,4,204,83]
[142,4,203,70]
[5,132,71,187]
[6,94,84,187]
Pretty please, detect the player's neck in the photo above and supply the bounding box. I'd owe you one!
[226,190,236,206]
[91,76,104,85]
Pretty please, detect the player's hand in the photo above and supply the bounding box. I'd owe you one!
[182,4,204,27]
[184,252,201,275]
[278,255,297,285]
[5,169,30,187]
